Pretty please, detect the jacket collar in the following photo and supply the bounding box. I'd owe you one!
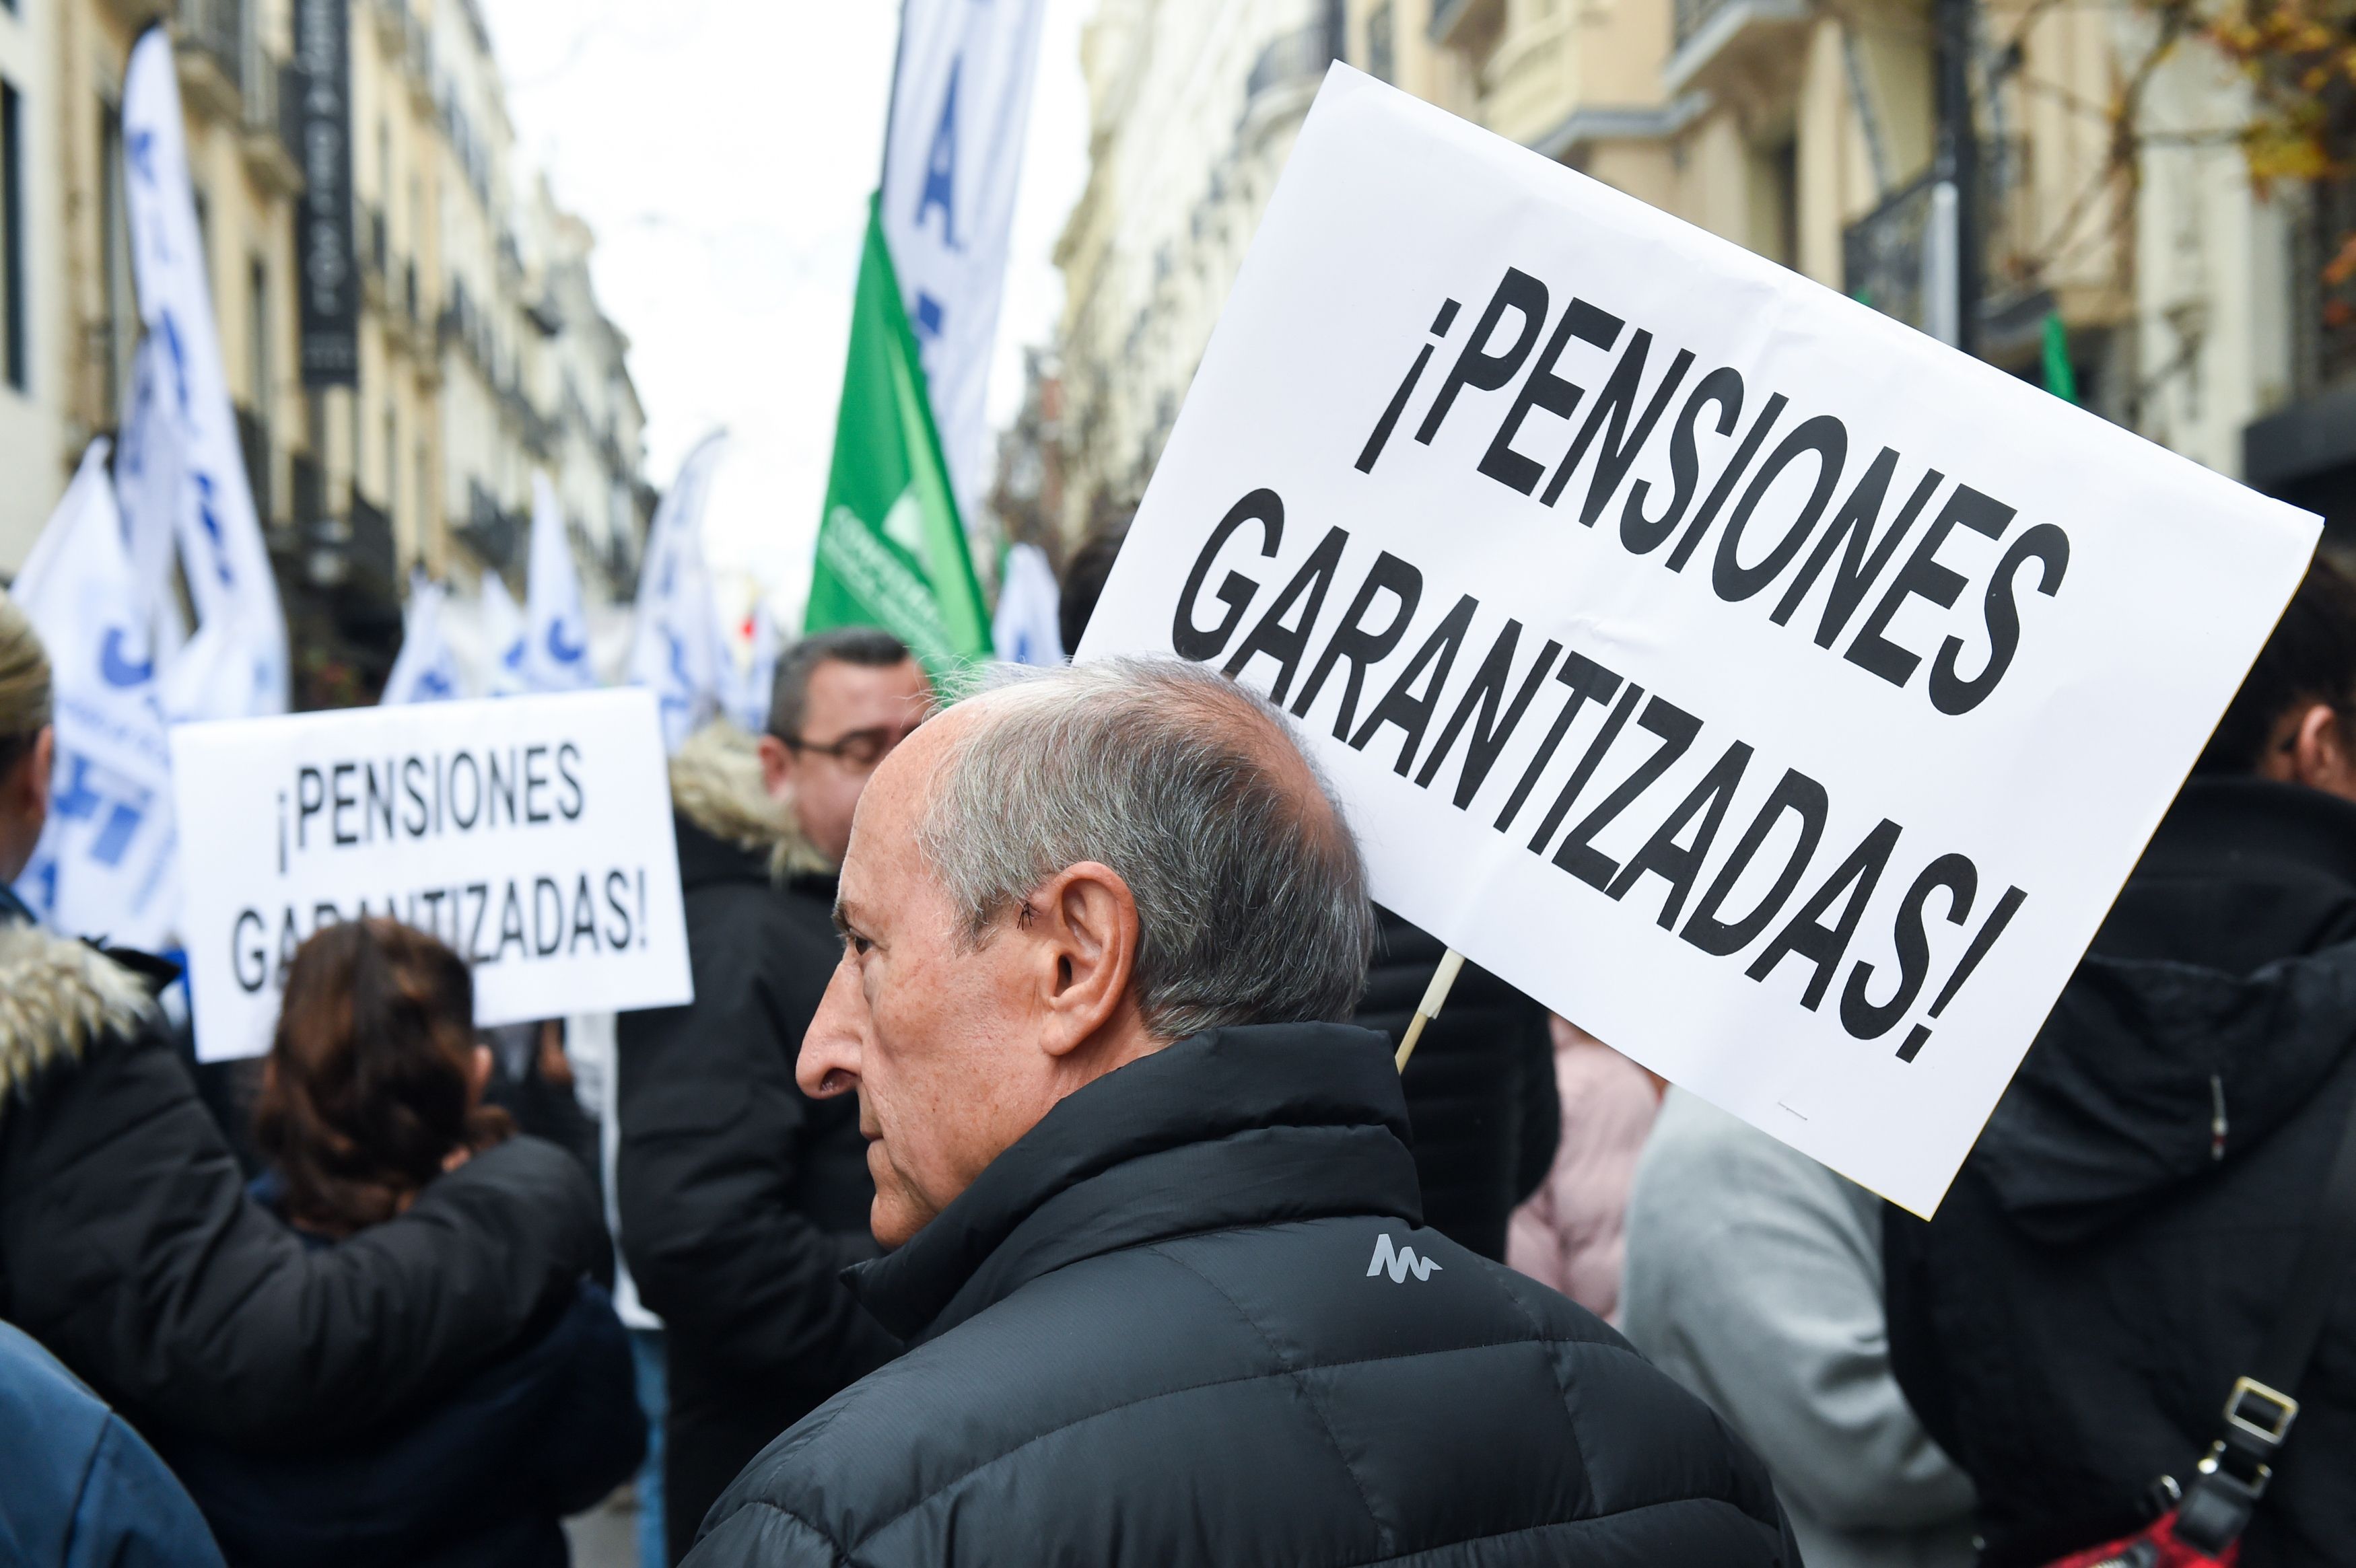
[2139,775,2356,889]
[843,1023,1422,1345]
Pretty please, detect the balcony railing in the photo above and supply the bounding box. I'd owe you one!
[176,0,246,92]
[1245,22,1331,105]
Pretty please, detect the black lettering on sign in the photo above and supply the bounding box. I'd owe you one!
[1357,298,1461,474]
[557,742,586,820]
[1496,652,1623,834]
[1622,367,1743,557]
[1929,523,2070,715]
[1770,452,1943,647]
[1479,299,1624,496]
[1544,330,1696,520]
[1417,621,1562,808]
[1846,484,2017,689]
[1293,550,1423,738]
[1665,391,1790,572]
[1526,678,1648,853]
[1607,740,1754,927]
[1175,489,1284,662]
[1416,268,1550,448]
[1899,884,2028,1062]
[1746,818,1903,1009]
[1351,594,1480,775]
[1681,768,1831,956]
[1712,415,1848,604]
[1552,697,1702,890]
[1223,524,1349,705]
[1841,853,1976,1040]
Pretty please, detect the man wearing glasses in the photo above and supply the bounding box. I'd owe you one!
[617,627,929,1564]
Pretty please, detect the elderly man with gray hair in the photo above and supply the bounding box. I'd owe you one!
[682,657,1797,1567]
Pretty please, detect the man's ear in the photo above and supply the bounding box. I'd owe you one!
[1028,861,1140,1059]
[757,732,796,802]
[2279,702,2356,795]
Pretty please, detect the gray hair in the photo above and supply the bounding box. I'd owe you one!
[0,594,53,781]
[917,657,1374,1040]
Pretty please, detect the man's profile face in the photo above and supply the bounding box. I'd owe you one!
[761,656,929,865]
[796,712,1047,1247]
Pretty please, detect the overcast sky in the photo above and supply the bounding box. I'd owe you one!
[476,0,1093,620]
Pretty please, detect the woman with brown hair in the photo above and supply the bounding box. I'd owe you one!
[252,918,514,1238]
[165,917,644,1568]
[0,592,602,1536]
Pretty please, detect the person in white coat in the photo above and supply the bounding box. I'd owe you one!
[1622,1088,1978,1568]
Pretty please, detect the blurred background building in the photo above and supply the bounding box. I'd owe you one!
[0,0,648,705]
[1018,0,2356,548]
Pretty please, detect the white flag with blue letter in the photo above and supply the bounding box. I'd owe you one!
[990,541,1064,666]
[520,473,596,693]
[880,0,1045,519]
[480,569,529,697]
[627,432,730,750]
[7,443,181,949]
[382,572,463,705]
[114,331,190,665]
[123,28,287,721]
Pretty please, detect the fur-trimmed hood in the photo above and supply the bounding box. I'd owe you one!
[669,721,831,882]
[0,922,157,1118]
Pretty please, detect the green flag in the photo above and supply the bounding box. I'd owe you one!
[805,195,992,674]
[2041,310,2078,405]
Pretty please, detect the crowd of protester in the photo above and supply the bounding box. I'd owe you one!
[0,532,2349,1567]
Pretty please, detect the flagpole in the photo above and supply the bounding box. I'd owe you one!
[878,0,913,188]
[1393,949,1466,1073]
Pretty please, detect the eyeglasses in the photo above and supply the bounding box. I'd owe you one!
[774,723,918,771]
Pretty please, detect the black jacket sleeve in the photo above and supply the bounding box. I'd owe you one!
[0,1024,604,1449]
[1513,1013,1561,1207]
[616,902,898,1388]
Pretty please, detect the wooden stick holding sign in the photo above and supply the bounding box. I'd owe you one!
[1394,948,1467,1073]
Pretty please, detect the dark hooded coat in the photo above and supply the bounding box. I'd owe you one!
[685,1024,1797,1568]
[1357,908,1559,1261]
[0,919,605,1449]
[1885,778,2356,1568]
[616,727,899,1560]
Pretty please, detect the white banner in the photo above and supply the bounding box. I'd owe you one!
[9,443,182,950]
[519,473,596,694]
[114,331,191,669]
[123,30,288,720]
[1078,68,2320,1217]
[628,432,730,751]
[171,688,695,1063]
[992,540,1064,666]
[881,0,1045,517]
[382,573,462,705]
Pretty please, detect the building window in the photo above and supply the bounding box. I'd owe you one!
[248,258,269,416]
[1367,3,1396,84]
[2,78,24,393]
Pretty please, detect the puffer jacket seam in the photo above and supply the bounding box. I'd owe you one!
[1349,1495,1780,1565]
[739,1499,852,1565]
[1150,1242,1395,1555]
[844,1334,1635,1553]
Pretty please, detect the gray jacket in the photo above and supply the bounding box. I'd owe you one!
[1623,1089,1977,1568]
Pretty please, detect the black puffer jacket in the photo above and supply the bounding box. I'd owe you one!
[687,1024,1797,1567]
[1885,779,2356,1567]
[617,731,899,1561]
[1359,907,1559,1260]
[0,920,605,1449]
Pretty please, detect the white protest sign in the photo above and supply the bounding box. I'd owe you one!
[1078,67,2320,1217]
[172,688,693,1063]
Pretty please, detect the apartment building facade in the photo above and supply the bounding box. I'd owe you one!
[0,0,646,705]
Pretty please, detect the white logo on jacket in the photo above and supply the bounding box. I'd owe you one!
[1366,1233,1442,1283]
